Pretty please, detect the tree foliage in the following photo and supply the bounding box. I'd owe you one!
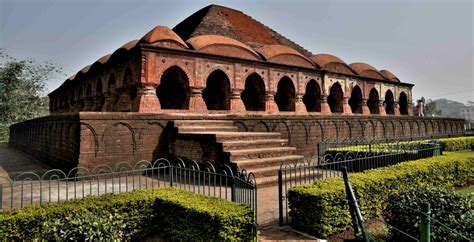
[0,49,62,143]
[424,99,442,116]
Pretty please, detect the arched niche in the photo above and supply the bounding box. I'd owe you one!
[303,80,321,112]
[203,70,231,110]
[349,85,363,114]
[157,66,190,110]
[367,88,380,114]
[274,77,296,111]
[241,73,266,111]
[328,82,343,113]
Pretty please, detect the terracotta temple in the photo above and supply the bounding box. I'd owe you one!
[9,5,464,186]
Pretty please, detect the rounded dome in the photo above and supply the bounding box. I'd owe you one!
[380,70,400,82]
[96,54,111,65]
[187,35,261,60]
[120,39,139,50]
[140,26,188,49]
[78,65,91,75]
[349,62,385,80]
[309,54,346,67]
[256,44,315,68]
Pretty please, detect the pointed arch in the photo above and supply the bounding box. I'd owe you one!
[203,70,231,110]
[241,73,266,111]
[157,66,190,109]
[367,88,380,114]
[349,85,363,114]
[399,92,409,115]
[328,82,344,113]
[275,76,296,111]
[303,79,321,112]
[384,90,395,115]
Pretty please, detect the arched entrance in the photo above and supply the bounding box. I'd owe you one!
[303,80,321,112]
[328,83,343,113]
[157,66,190,109]
[349,86,363,114]
[241,73,266,111]
[203,70,231,110]
[367,88,380,114]
[274,77,296,111]
[399,92,408,115]
[385,90,395,115]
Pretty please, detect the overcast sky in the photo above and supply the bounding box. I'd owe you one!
[1,0,473,103]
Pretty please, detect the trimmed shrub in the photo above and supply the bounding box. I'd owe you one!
[438,136,474,151]
[0,187,255,241]
[384,185,473,241]
[288,151,474,238]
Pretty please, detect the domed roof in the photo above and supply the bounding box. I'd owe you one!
[256,44,315,68]
[349,62,385,80]
[309,54,346,67]
[380,70,400,82]
[187,35,261,60]
[120,39,139,50]
[96,54,111,65]
[140,26,188,49]
[78,65,91,75]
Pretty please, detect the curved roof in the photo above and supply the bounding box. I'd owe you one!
[310,54,346,67]
[187,35,261,60]
[96,54,111,65]
[380,70,400,82]
[349,62,385,80]
[78,65,91,75]
[140,26,188,48]
[120,39,139,50]
[256,44,315,68]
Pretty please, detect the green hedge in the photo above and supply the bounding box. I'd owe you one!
[438,136,474,151]
[288,151,474,238]
[384,185,472,241]
[0,187,255,241]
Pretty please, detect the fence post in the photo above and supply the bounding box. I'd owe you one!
[342,167,369,242]
[420,203,431,242]
[169,165,173,187]
[278,169,284,226]
[231,177,236,202]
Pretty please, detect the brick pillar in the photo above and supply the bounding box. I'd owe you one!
[320,96,331,114]
[230,90,245,113]
[92,95,105,111]
[362,99,370,115]
[265,93,279,113]
[102,92,116,112]
[393,102,400,116]
[83,98,93,111]
[408,103,414,116]
[378,100,386,115]
[295,95,307,113]
[342,97,352,114]
[115,90,132,112]
[189,87,207,113]
[133,85,161,113]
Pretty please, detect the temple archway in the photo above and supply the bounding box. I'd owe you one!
[303,80,321,112]
[399,92,408,115]
[274,77,296,111]
[96,79,103,95]
[349,85,363,114]
[328,82,343,113]
[203,70,231,110]
[385,90,395,115]
[367,88,380,114]
[107,74,116,92]
[123,68,132,87]
[157,66,190,109]
[241,73,266,111]
[86,84,92,97]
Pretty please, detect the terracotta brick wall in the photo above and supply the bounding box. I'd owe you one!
[9,113,465,171]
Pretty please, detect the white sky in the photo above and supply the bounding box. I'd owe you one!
[1,0,473,103]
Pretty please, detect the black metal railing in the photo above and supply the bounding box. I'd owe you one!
[278,142,441,225]
[0,158,257,222]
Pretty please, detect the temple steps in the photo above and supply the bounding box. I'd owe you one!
[173,120,305,187]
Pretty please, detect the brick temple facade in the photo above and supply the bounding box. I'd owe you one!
[9,5,464,185]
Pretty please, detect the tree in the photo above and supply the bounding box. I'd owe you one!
[424,99,442,116]
[0,49,63,143]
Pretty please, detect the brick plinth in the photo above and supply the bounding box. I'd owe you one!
[320,97,331,114]
[189,88,208,113]
[295,95,307,113]
[133,86,161,112]
[230,91,246,113]
[265,94,279,113]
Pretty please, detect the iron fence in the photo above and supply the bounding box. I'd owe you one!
[278,142,441,225]
[0,158,257,221]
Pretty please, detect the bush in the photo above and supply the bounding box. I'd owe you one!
[288,151,474,238]
[0,187,255,241]
[384,185,473,241]
[438,137,474,151]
